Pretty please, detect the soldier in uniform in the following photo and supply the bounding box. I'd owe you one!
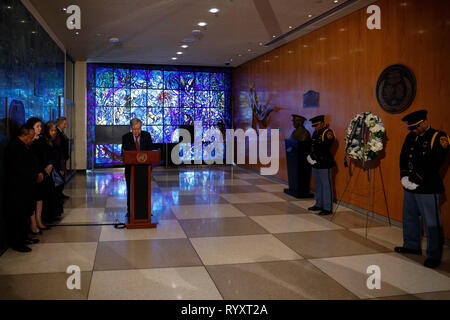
[290,114,310,142]
[395,110,449,269]
[307,115,336,215]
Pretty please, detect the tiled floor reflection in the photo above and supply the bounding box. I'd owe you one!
[0,166,449,300]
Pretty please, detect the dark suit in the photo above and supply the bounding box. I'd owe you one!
[5,137,39,246]
[121,131,153,216]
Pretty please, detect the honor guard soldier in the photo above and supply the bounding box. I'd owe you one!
[395,110,449,269]
[307,115,336,215]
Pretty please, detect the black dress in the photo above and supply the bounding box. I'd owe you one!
[30,136,51,201]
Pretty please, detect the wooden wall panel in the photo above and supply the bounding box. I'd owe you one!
[232,0,450,237]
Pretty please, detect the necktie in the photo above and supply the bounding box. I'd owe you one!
[135,136,140,151]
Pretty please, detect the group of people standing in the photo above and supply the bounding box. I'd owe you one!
[5,117,70,252]
[292,110,448,269]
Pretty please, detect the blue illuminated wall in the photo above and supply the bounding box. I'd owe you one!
[0,0,65,255]
[87,63,232,167]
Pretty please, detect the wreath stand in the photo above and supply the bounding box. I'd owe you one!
[331,117,391,238]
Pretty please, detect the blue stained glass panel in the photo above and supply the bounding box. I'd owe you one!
[96,88,114,106]
[96,68,114,87]
[180,91,195,108]
[114,69,130,88]
[195,72,210,90]
[131,69,147,88]
[164,126,179,143]
[130,89,146,106]
[147,107,163,125]
[147,126,164,143]
[96,144,113,163]
[114,107,130,125]
[164,108,180,125]
[148,70,163,89]
[114,88,130,106]
[148,89,164,107]
[195,91,210,108]
[180,72,195,92]
[181,108,195,125]
[112,144,122,163]
[163,90,179,108]
[164,71,180,90]
[131,107,147,122]
[211,91,225,108]
[96,107,113,125]
[210,73,225,90]
[210,108,224,122]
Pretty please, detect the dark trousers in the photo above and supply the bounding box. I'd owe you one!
[402,191,444,260]
[6,212,30,247]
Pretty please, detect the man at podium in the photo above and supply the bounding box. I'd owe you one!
[122,118,154,219]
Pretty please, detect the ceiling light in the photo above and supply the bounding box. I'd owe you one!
[334,0,339,3]
[181,44,189,48]
[6,6,12,9]
[308,14,313,18]
[192,30,201,35]
[259,42,263,46]
[272,35,276,38]
[182,38,195,43]
[230,58,233,62]
[171,57,178,60]
[109,37,120,43]
[31,31,37,34]
[75,32,79,35]
[197,22,207,27]
[237,54,242,57]
[248,49,252,52]
[209,8,220,14]
[289,26,293,29]
[19,19,26,23]
[176,51,183,55]
[62,8,67,11]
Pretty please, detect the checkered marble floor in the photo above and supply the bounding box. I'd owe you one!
[1,166,450,300]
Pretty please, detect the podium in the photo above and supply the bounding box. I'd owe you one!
[124,150,160,229]
[284,139,314,198]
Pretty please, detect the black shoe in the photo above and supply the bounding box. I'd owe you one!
[11,245,32,253]
[394,246,422,255]
[318,210,332,216]
[30,230,42,236]
[424,258,441,269]
[308,206,322,211]
[24,238,40,245]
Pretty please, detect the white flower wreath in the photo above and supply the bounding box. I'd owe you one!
[345,112,386,162]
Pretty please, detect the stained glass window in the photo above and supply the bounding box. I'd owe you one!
[87,64,231,166]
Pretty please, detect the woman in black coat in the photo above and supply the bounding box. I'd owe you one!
[43,121,64,221]
[27,117,52,233]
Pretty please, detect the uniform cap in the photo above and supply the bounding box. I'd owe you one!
[309,115,325,127]
[402,110,428,130]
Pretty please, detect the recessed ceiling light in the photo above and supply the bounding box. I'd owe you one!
[192,30,201,35]
[75,31,79,35]
[109,37,120,43]
[19,19,26,23]
[62,8,67,11]
[197,22,207,27]
[259,42,263,46]
[181,44,189,49]
[171,57,178,60]
[237,54,242,57]
[308,14,313,17]
[230,58,233,62]
[6,6,12,9]
[209,8,220,14]
[248,49,252,52]
[182,38,195,43]
[31,31,37,34]
[176,51,183,55]
[272,35,276,38]
[334,0,339,3]
[289,26,293,29]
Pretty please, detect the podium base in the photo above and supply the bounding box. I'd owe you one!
[284,188,315,199]
[126,222,158,229]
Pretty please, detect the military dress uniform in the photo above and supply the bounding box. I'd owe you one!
[396,110,449,268]
[308,115,336,215]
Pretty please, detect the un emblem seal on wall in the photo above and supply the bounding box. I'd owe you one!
[376,64,416,114]
[136,152,148,163]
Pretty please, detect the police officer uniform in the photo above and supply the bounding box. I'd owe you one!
[307,115,336,215]
[395,110,449,269]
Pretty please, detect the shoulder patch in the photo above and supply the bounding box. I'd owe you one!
[440,135,449,149]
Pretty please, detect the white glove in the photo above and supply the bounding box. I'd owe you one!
[307,155,317,165]
[401,176,419,190]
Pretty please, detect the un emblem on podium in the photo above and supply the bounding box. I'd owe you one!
[136,152,148,163]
